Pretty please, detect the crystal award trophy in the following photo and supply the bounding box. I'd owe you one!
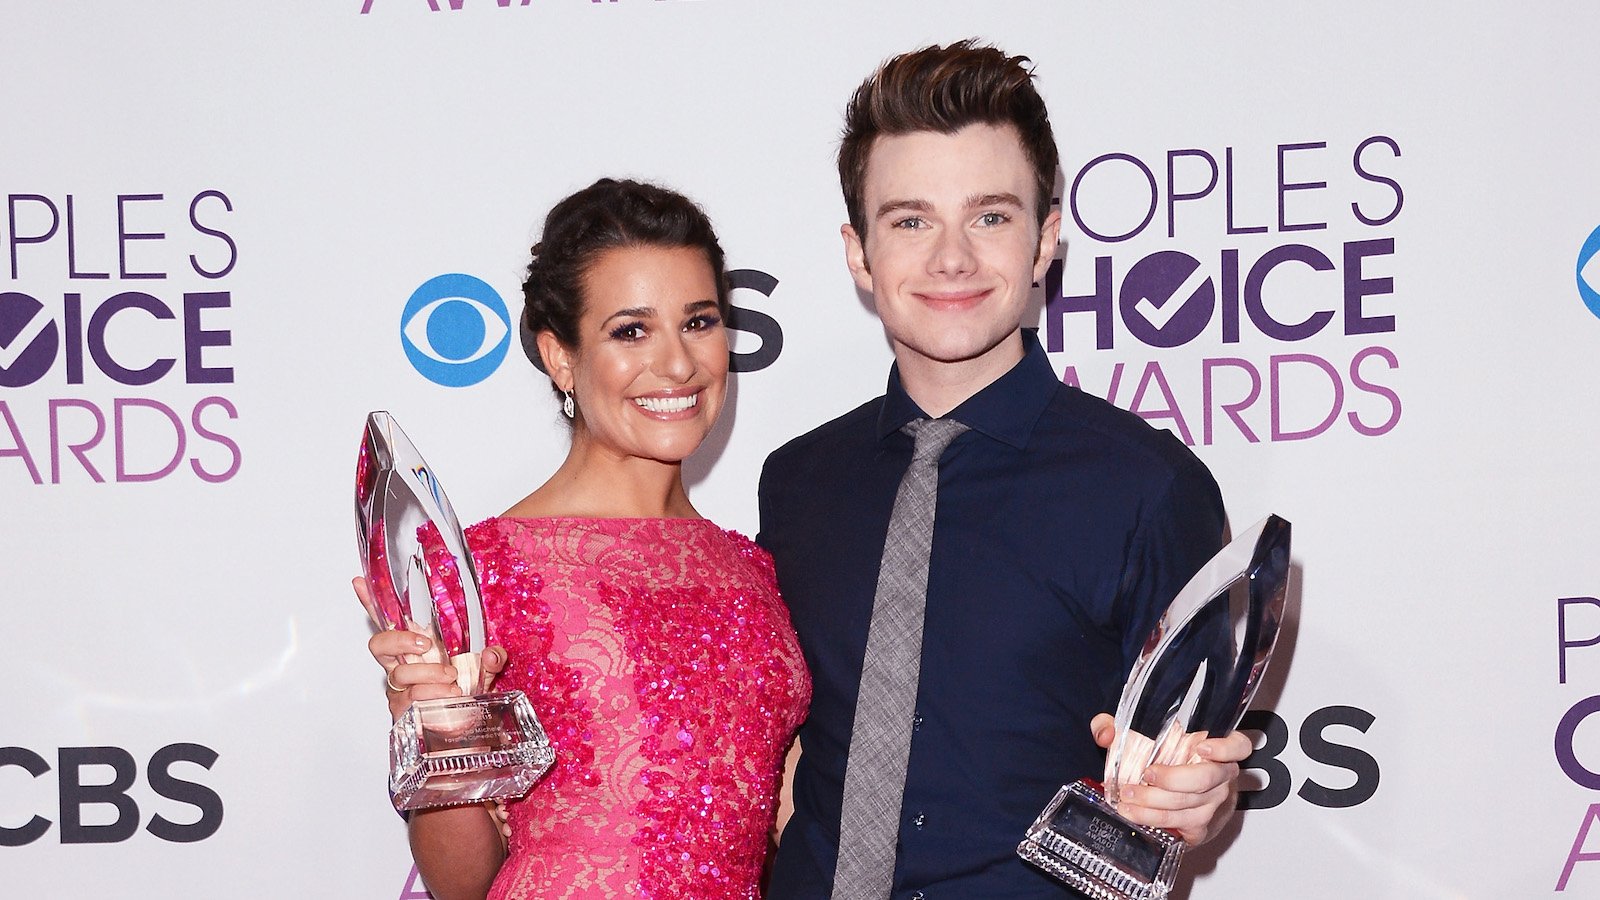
[355,410,554,811]
[1018,514,1291,900]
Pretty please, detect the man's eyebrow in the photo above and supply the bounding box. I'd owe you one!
[968,192,1025,209]
[873,194,1025,220]
[874,198,933,219]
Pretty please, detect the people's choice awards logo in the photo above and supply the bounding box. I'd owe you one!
[1578,225,1600,322]
[1048,136,1405,447]
[359,0,696,15]
[400,273,511,387]
[1555,596,1600,891]
[1,189,243,486]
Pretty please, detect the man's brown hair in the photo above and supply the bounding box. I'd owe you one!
[838,39,1059,239]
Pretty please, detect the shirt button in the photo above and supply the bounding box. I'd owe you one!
[912,713,924,731]
[912,813,926,828]
[911,892,925,900]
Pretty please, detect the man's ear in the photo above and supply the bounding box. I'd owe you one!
[1032,208,1063,283]
[535,330,575,392]
[842,223,874,294]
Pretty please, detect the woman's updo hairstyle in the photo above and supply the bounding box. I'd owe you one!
[522,178,729,396]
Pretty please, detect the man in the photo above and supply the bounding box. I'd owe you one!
[759,41,1251,898]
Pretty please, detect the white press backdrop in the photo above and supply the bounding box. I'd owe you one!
[3,2,1599,897]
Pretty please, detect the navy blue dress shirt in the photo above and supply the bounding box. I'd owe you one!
[758,332,1225,898]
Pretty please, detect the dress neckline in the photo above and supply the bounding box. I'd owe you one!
[485,514,717,526]
[480,509,720,528]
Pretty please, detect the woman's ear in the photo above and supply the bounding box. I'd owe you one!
[535,330,575,392]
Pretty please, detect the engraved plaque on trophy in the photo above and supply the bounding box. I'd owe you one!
[355,410,555,811]
[1018,515,1292,900]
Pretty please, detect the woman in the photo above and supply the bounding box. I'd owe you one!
[359,178,810,899]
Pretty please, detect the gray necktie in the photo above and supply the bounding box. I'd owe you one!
[833,416,970,899]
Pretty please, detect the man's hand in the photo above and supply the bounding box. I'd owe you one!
[1090,713,1252,847]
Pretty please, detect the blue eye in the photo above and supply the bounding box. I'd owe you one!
[404,297,509,364]
[400,273,511,387]
[1582,230,1600,320]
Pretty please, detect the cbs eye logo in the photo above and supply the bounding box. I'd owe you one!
[400,273,511,387]
[1580,225,1600,323]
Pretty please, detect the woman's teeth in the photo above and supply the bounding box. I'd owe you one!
[634,394,697,413]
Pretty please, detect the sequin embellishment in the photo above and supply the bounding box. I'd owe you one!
[468,518,809,900]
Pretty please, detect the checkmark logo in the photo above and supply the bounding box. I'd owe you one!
[0,307,51,369]
[0,293,59,387]
[1120,251,1215,348]
[1133,265,1211,331]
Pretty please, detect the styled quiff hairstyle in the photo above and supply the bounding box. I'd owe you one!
[521,178,728,399]
[838,39,1059,238]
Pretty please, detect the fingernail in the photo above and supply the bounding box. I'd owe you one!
[411,635,427,649]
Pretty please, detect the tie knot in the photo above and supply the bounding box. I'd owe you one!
[903,417,969,464]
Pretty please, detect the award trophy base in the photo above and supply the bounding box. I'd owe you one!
[1018,780,1182,900]
[389,690,555,811]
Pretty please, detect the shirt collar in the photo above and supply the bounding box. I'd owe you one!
[876,329,1056,449]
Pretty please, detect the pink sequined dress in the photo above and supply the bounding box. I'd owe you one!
[470,516,810,900]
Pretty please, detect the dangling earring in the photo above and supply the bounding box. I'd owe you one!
[562,390,575,420]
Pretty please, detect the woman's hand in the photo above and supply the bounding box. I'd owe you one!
[354,576,508,722]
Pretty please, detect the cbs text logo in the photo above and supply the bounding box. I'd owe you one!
[0,743,223,846]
